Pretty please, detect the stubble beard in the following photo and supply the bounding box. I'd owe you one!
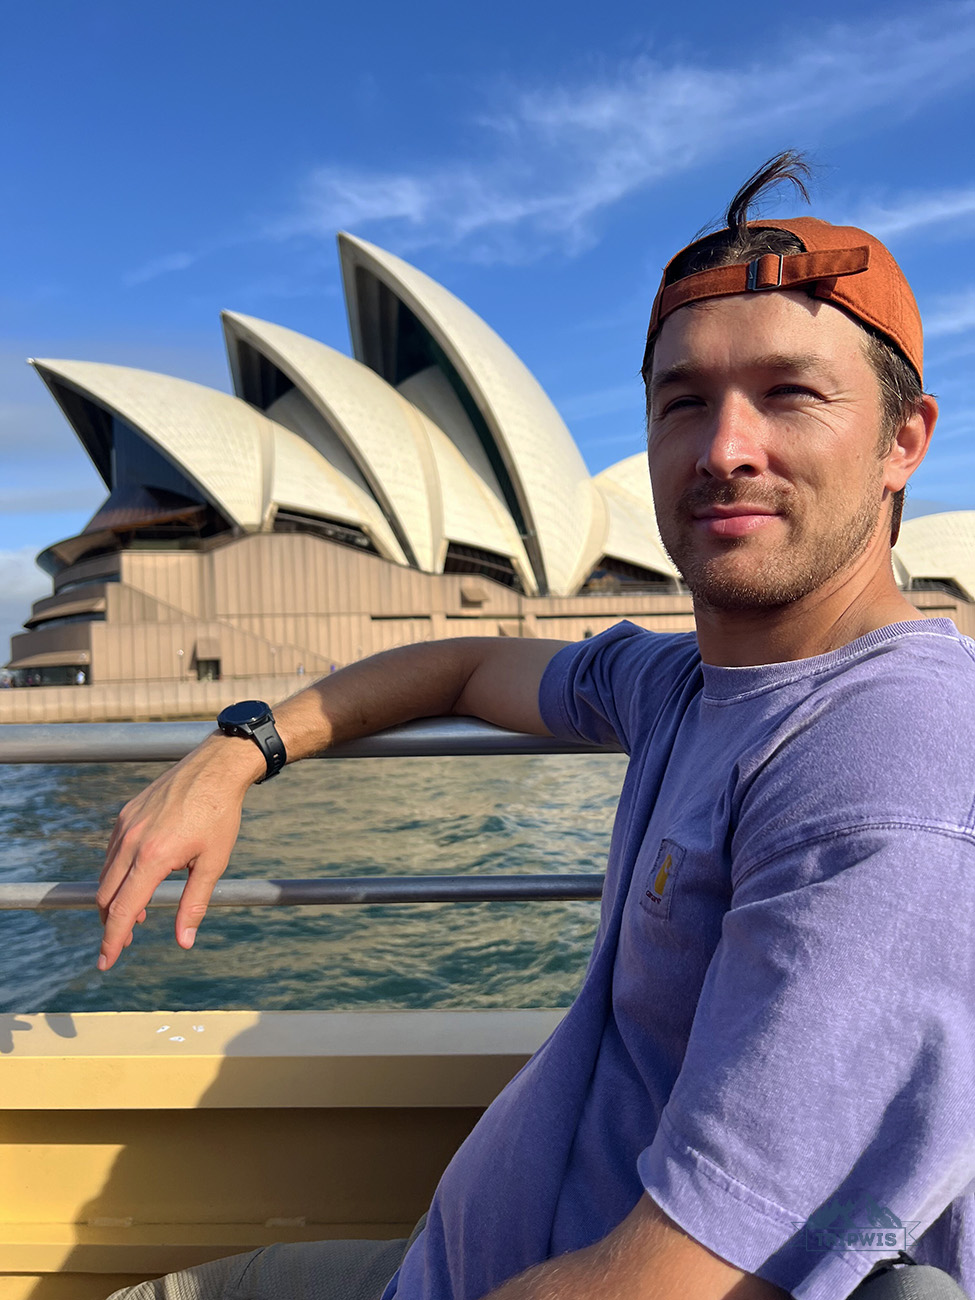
[659,484,884,612]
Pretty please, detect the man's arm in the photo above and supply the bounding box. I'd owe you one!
[96,636,569,971]
[482,1195,788,1300]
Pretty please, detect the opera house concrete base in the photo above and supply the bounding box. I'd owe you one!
[2,580,971,727]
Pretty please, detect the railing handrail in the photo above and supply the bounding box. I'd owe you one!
[0,874,606,910]
[0,717,622,764]
[0,721,616,911]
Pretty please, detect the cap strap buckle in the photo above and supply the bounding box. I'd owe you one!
[746,253,784,291]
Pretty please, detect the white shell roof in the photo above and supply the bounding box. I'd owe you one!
[268,425,407,562]
[223,312,439,571]
[31,360,272,530]
[339,233,602,597]
[397,365,505,501]
[894,511,975,601]
[29,359,406,562]
[222,311,540,593]
[420,418,535,591]
[594,455,680,578]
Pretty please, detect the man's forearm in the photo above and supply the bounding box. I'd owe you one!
[270,635,562,766]
[273,640,488,762]
[479,1196,788,1300]
[480,1239,617,1300]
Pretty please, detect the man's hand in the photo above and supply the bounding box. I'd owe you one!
[482,1194,788,1300]
[95,636,568,971]
[96,733,263,970]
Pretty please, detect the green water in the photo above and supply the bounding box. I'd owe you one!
[0,754,627,1013]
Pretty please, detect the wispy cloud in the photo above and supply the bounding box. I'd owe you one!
[855,188,975,240]
[123,251,199,288]
[558,382,642,422]
[271,6,975,263]
[926,289,975,338]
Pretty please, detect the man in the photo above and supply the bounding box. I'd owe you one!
[99,156,974,1300]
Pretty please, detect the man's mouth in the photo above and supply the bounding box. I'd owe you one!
[690,504,782,538]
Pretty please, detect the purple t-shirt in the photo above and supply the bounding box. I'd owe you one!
[388,618,975,1300]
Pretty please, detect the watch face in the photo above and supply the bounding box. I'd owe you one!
[218,700,271,728]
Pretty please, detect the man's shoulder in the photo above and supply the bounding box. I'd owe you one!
[551,621,700,686]
[736,622,975,855]
[539,622,701,751]
[815,619,975,722]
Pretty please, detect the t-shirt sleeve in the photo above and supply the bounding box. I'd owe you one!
[539,621,697,753]
[638,820,975,1298]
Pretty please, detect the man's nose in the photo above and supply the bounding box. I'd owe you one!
[695,397,769,479]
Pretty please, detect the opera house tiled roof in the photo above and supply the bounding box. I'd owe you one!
[29,233,676,600]
[8,232,975,691]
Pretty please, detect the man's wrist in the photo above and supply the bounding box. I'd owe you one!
[216,700,287,782]
[198,730,270,788]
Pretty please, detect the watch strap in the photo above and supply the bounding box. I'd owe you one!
[249,716,287,783]
[218,703,287,783]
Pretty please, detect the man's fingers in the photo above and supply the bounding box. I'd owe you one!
[100,800,143,888]
[101,817,125,880]
[98,816,143,924]
[97,848,179,970]
[174,859,223,950]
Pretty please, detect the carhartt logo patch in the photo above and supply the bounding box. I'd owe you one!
[641,839,684,921]
[652,854,673,898]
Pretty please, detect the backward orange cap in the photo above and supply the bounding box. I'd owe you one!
[645,216,923,381]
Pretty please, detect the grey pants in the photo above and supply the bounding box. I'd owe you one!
[106,1220,426,1300]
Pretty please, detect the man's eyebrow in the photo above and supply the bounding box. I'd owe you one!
[648,353,827,402]
[649,362,704,402]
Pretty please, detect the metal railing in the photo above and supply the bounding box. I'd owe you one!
[0,719,618,910]
[0,717,621,764]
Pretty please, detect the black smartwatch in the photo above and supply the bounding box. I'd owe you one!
[216,700,287,783]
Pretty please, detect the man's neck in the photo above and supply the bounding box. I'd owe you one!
[693,558,925,668]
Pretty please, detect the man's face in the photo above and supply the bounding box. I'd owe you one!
[647,290,894,611]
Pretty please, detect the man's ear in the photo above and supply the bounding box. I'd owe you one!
[884,394,938,493]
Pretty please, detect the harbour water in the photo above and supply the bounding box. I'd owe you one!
[0,753,627,1013]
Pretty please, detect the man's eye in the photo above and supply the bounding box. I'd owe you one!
[769,384,818,399]
[660,395,703,414]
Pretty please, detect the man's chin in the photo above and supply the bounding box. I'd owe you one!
[689,581,804,613]
[677,555,814,612]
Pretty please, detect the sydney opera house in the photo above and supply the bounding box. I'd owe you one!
[7,233,975,694]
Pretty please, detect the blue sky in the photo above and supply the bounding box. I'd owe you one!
[4,0,975,653]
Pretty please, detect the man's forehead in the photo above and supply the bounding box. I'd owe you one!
[649,351,830,398]
[648,291,867,383]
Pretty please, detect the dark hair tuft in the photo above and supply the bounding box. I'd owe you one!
[725,151,813,236]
